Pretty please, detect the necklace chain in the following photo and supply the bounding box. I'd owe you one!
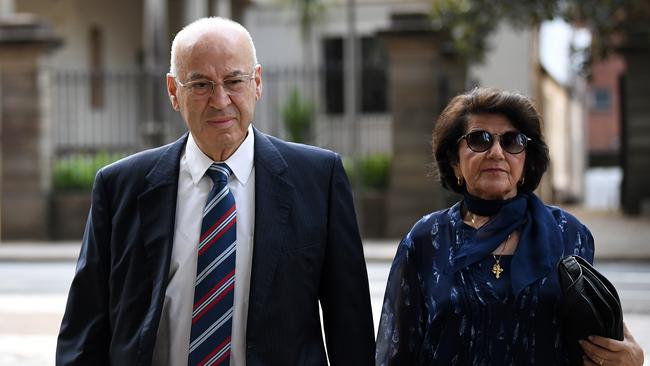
[465,210,513,279]
[491,233,512,279]
[468,212,482,229]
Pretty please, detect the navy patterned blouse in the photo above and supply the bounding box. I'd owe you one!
[376,201,594,366]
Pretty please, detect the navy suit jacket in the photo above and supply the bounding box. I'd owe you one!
[56,129,375,365]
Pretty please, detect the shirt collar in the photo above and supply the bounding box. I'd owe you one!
[185,124,255,186]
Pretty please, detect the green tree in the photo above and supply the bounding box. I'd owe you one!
[430,0,650,65]
[279,0,328,68]
[289,0,327,41]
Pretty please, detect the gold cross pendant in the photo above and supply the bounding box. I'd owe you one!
[492,262,504,279]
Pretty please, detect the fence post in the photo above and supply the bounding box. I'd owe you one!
[378,13,466,238]
[618,24,650,215]
[0,14,61,240]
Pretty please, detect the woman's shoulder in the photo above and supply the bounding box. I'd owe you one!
[416,204,459,230]
[400,203,460,246]
[545,205,589,231]
[544,205,595,259]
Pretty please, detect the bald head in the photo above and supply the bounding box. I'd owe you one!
[169,17,258,77]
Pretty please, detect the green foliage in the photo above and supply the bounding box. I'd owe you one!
[281,0,327,40]
[557,0,650,60]
[282,88,315,143]
[358,154,391,191]
[53,152,124,191]
[342,156,354,180]
[344,154,391,191]
[430,0,650,65]
[431,0,563,62]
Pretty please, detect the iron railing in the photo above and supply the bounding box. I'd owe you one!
[45,66,392,160]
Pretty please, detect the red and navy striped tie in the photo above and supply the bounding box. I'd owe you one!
[188,163,236,366]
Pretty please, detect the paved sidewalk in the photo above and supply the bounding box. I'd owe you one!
[1,206,649,262]
[0,242,80,262]
[561,206,650,260]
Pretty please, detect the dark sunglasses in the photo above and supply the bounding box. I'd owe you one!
[457,130,531,154]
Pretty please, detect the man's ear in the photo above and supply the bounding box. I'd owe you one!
[166,73,180,111]
[254,64,263,101]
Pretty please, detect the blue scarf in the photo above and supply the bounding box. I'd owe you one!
[448,192,563,297]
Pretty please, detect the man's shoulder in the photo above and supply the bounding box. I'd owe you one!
[261,133,337,161]
[256,132,340,176]
[101,146,167,177]
[99,134,186,181]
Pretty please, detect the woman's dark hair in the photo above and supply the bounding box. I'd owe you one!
[433,87,549,194]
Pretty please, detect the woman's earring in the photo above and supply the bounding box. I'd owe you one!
[457,176,464,186]
[519,176,525,186]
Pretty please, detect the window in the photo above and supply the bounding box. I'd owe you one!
[591,88,611,112]
[322,36,388,115]
[89,25,104,109]
[323,38,344,114]
[360,36,388,113]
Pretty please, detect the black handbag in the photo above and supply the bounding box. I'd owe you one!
[557,255,624,365]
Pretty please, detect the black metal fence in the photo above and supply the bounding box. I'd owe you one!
[43,66,392,238]
[47,69,143,155]
[45,65,392,162]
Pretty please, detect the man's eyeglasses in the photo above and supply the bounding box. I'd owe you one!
[175,71,255,99]
[457,130,531,154]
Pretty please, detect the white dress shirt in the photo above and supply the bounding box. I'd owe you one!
[152,125,255,366]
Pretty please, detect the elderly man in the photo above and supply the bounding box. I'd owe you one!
[56,17,374,366]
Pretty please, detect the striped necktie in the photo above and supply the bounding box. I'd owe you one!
[188,163,237,366]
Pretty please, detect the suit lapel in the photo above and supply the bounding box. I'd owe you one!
[134,130,294,345]
[248,129,294,325]
[137,134,187,309]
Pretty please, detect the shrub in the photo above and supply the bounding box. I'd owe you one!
[282,88,314,143]
[342,154,391,191]
[53,152,125,191]
[357,154,391,191]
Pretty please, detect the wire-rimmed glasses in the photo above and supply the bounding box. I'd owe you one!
[175,71,256,99]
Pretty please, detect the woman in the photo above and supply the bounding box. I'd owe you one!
[376,88,644,365]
